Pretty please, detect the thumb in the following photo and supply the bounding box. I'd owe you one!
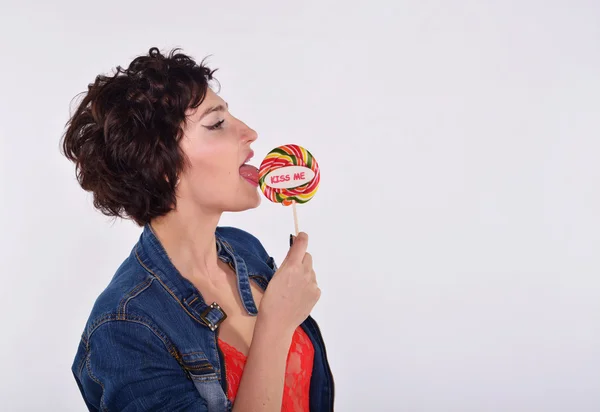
[283,232,308,265]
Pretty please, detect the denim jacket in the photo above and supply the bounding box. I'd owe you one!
[72,224,335,411]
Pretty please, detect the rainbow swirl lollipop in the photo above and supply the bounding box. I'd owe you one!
[259,144,320,206]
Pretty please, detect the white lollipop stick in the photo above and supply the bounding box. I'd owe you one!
[292,201,299,236]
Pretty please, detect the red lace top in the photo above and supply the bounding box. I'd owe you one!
[218,326,314,411]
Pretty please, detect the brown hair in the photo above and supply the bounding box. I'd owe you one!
[61,47,217,226]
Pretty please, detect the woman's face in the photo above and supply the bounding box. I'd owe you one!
[177,88,261,213]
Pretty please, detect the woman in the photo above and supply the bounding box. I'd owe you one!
[62,47,334,412]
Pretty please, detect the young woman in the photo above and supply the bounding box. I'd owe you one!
[62,47,334,412]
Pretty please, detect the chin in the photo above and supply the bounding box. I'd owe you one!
[246,192,262,209]
[229,190,261,212]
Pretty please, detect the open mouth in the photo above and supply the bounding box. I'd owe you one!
[239,150,259,187]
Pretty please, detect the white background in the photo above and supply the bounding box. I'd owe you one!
[1,0,599,411]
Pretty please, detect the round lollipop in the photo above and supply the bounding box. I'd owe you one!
[259,144,320,234]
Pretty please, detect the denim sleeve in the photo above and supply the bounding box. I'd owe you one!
[81,320,208,412]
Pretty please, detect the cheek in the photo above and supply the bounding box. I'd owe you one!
[186,141,238,178]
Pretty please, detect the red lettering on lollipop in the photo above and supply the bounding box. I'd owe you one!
[270,174,292,184]
[259,144,320,206]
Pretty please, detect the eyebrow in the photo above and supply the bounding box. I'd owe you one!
[198,102,228,121]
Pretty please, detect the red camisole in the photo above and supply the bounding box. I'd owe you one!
[218,326,314,411]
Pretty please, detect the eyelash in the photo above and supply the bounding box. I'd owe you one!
[206,119,225,130]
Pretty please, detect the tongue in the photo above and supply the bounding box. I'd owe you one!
[239,164,259,183]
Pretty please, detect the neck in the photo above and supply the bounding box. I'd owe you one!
[150,201,222,282]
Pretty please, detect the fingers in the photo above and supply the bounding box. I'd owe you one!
[281,233,318,288]
[302,252,313,268]
[303,252,317,284]
[310,269,317,284]
[285,232,309,264]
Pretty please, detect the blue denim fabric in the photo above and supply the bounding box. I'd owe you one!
[72,224,335,411]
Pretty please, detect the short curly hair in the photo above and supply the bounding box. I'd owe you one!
[61,47,217,226]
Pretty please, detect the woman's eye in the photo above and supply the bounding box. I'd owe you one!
[205,119,225,130]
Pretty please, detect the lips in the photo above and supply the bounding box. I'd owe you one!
[243,150,255,165]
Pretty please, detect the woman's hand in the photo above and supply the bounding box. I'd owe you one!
[232,232,320,411]
[258,232,320,336]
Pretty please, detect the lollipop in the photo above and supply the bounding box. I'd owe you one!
[259,144,320,234]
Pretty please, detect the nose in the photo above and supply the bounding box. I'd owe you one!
[241,121,258,143]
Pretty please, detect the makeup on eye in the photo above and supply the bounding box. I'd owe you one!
[204,119,225,130]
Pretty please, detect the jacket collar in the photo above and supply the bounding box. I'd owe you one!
[133,223,258,330]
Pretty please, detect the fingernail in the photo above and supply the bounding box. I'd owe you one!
[289,234,294,247]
